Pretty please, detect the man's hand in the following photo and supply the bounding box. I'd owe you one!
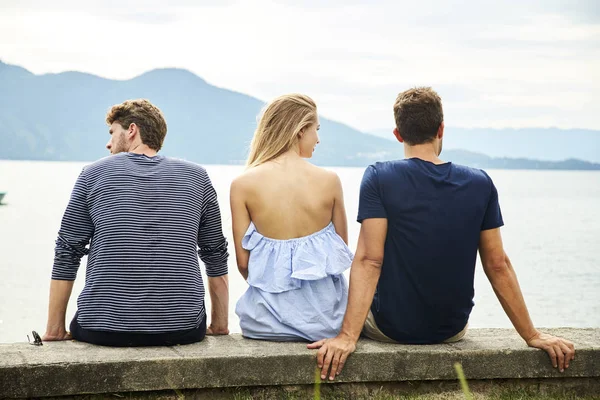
[307,334,357,381]
[42,327,72,341]
[526,331,575,372]
[206,325,229,335]
[478,230,576,373]
[305,218,387,381]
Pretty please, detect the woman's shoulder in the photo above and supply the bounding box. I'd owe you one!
[302,160,338,179]
[231,164,271,192]
[231,169,254,190]
[307,163,341,188]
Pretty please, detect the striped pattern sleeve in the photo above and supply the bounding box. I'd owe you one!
[198,173,229,277]
[52,169,94,281]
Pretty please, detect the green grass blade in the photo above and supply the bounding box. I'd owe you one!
[454,362,473,400]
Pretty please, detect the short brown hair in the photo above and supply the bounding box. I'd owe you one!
[106,99,167,151]
[393,87,443,145]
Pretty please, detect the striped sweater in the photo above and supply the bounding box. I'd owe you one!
[52,152,228,333]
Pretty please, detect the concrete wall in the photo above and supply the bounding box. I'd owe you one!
[1,328,598,398]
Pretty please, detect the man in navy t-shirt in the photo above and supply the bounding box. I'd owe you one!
[309,87,575,380]
[356,158,502,344]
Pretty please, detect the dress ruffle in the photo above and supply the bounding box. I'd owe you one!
[242,222,353,293]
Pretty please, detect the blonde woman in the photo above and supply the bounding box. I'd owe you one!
[231,94,353,341]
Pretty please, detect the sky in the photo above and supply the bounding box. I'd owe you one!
[0,0,598,132]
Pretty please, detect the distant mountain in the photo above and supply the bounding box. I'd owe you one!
[432,149,600,170]
[370,128,600,163]
[1,60,599,170]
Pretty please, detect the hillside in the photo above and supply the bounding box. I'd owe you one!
[1,61,598,170]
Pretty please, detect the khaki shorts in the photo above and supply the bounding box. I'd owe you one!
[362,310,468,344]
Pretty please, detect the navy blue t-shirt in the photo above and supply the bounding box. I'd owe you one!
[358,158,503,344]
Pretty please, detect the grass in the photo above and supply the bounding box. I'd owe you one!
[231,392,599,400]
[454,362,473,400]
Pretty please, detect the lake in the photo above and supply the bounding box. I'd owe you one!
[0,160,599,343]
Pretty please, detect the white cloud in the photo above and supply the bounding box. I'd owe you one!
[0,0,598,131]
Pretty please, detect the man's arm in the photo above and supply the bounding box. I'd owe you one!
[198,174,229,335]
[307,218,388,380]
[44,170,93,341]
[206,275,229,335]
[479,228,575,372]
[44,280,74,340]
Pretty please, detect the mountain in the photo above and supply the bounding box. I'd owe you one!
[0,60,401,166]
[1,60,599,170]
[370,128,600,163]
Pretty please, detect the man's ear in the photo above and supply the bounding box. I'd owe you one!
[128,123,137,138]
[393,128,404,143]
[438,121,445,139]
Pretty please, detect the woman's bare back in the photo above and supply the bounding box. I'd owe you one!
[237,156,342,239]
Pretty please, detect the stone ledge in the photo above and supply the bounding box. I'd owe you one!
[0,328,598,398]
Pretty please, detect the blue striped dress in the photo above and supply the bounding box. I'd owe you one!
[52,152,228,333]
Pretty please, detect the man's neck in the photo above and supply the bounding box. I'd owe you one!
[403,143,444,165]
[128,143,158,157]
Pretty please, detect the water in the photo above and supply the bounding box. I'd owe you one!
[0,161,599,344]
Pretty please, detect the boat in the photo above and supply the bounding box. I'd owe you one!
[0,192,6,204]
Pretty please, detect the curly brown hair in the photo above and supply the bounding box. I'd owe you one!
[393,87,443,145]
[106,99,167,151]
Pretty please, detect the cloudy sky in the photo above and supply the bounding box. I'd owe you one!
[0,0,598,132]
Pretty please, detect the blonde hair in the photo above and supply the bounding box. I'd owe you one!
[247,94,317,167]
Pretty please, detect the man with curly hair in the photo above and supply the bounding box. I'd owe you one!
[43,99,229,346]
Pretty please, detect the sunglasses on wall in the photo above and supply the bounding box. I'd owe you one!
[27,331,43,346]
